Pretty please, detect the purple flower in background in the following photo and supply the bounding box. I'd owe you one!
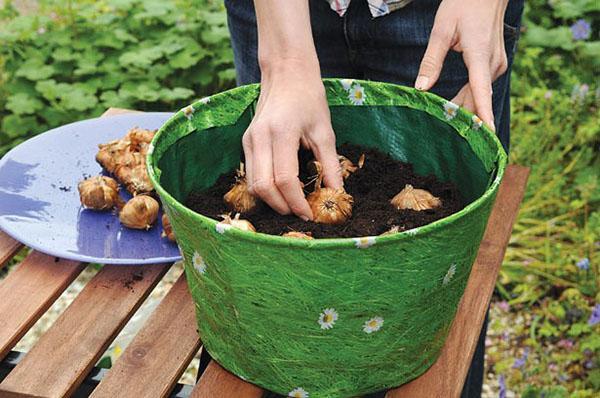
[498,300,510,312]
[544,90,553,99]
[558,339,574,350]
[577,258,590,270]
[584,360,594,369]
[548,363,559,372]
[571,19,591,41]
[513,347,529,369]
[589,304,600,326]
[571,83,590,103]
[498,375,507,398]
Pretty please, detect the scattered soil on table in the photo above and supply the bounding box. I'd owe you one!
[121,269,144,291]
[185,144,465,238]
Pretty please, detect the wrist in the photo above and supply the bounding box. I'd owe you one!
[259,53,321,81]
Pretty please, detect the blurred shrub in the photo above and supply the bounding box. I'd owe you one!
[0,0,235,156]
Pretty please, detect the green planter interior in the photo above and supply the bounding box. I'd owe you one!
[148,79,507,397]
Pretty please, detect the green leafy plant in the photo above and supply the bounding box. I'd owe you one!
[0,0,235,157]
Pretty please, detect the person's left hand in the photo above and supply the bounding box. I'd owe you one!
[414,0,510,131]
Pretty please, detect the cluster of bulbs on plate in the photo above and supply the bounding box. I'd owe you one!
[78,127,175,241]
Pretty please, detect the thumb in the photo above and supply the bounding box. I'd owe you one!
[415,26,453,91]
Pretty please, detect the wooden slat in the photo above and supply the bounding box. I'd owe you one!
[191,361,263,398]
[387,165,529,397]
[0,263,170,398]
[91,273,201,398]
[0,230,23,270]
[0,251,84,360]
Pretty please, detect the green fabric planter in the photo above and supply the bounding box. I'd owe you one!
[147,79,506,398]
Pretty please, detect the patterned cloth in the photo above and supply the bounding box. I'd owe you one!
[327,0,414,17]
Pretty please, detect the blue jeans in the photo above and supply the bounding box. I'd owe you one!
[215,1,524,396]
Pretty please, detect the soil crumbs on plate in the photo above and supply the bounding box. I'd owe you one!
[186,144,465,238]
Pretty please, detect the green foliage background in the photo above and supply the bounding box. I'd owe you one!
[0,0,235,156]
[0,0,599,396]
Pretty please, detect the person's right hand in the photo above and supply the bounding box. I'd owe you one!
[243,58,343,221]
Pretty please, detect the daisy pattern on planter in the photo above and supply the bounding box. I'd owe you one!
[288,387,309,397]
[318,308,338,330]
[215,222,232,234]
[363,316,384,333]
[349,83,366,105]
[443,101,459,120]
[443,263,457,285]
[471,115,483,129]
[199,96,211,104]
[192,251,207,274]
[183,105,195,120]
[340,78,354,91]
[353,236,376,249]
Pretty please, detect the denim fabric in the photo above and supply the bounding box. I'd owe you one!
[214,1,524,396]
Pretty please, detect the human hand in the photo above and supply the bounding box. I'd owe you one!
[243,59,343,220]
[415,0,510,130]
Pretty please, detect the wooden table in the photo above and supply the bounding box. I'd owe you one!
[0,108,529,398]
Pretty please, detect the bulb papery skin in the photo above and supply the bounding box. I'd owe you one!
[126,127,155,150]
[161,213,176,241]
[307,188,353,225]
[390,184,441,211]
[282,231,314,240]
[119,195,159,230]
[223,163,257,213]
[338,155,359,179]
[224,179,257,213]
[78,176,123,211]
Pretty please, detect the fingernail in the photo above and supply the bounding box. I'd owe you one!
[300,215,310,222]
[490,120,496,131]
[415,75,429,90]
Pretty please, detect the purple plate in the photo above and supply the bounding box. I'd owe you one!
[0,112,181,265]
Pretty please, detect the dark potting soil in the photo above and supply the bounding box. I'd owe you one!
[185,144,465,238]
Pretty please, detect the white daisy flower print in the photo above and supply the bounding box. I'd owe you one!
[443,263,457,285]
[340,79,354,91]
[353,236,376,249]
[183,105,195,120]
[318,308,339,330]
[363,316,384,334]
[349,83,366,105]
[443,101,459,120]
[288,387,309,398]
[199,96,211,104]
[216,222,232,234]
[192,251,207,274]
[471,115,483,129]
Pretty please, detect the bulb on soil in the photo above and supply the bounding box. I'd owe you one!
[307,154,363,180]
[358,153,366,169]
[78,176,123,210]
[223,163,257,213]
[306,168,353,225]
[119,195,159,230]
[282,231,314,240]
[161,213,176,241]
[390,184,441,211]
[381,225,401,236]
[220,213,256,232]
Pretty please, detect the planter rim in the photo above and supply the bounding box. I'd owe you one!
[147,79,507,249]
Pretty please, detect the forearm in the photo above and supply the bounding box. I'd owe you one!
[253,0,320,77]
